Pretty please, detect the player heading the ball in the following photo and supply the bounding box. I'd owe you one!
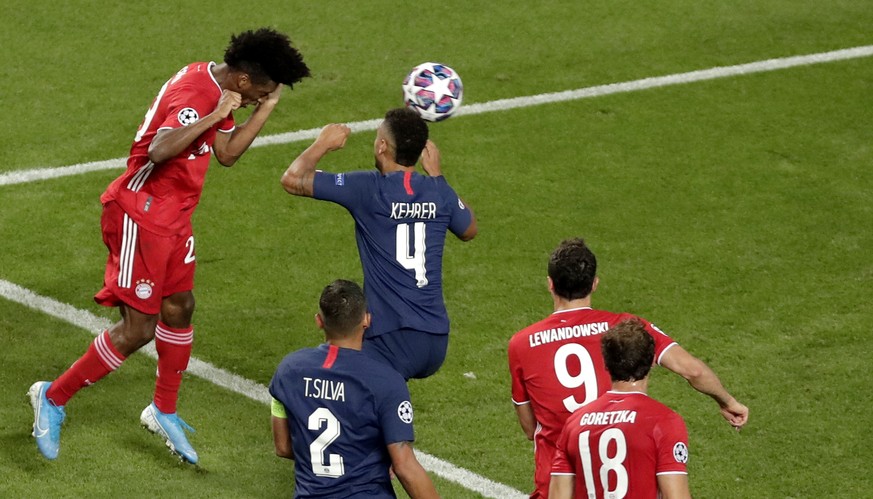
[28,28,310,463]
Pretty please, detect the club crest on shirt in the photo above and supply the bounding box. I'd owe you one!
[177,107,199,126]
[397,400,413,424]
[135,279,155,299]
[673,442,689,463]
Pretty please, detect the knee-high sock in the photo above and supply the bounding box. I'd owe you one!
[153,322,193,414]
[46,330,126,407]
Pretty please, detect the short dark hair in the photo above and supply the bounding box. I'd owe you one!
[224,28,310,87]
[318,280,367,335]
[383,108,429,166]
[548,238,597,300]
[601,319,655,382]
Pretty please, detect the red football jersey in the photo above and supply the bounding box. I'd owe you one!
[508,307,677,498]
[101,62,235,236]
[551,391,689,498]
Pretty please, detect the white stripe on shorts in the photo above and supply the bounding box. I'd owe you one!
[118,213,138,289]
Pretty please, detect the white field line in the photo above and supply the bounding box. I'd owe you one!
[2,44,872,188]
[0,278,526,499]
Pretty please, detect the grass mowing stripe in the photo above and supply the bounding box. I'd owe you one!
[2,43,871,188]
[0,278,527,499]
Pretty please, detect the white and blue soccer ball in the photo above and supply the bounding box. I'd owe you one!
[402,62,463,122]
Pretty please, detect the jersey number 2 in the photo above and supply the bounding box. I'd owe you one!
[396,222,428,288]
[184,236,196,264]
[308,408,345,478]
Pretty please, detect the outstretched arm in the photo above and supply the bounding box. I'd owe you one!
[388,441,439,499]
[660,345,749,429]
[149,89,241,164]
[281,123,351,197]
[421,140,477,241]
[213,84,283,167]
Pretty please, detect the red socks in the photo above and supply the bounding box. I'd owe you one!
[153,322,193,414]
[44,323,193,413]
[46,330,125,407]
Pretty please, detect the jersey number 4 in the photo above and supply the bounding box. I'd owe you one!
[308,408,345,478]
[396,222,428,288]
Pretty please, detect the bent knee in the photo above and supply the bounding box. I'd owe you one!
[161,292,195,327]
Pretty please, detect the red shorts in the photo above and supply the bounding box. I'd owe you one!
[94,201,196,315]
[531,434,557,499]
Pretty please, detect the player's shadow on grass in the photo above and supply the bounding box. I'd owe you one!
[0,430,55,472]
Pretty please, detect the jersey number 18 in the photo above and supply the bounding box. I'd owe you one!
[578,428,629,498]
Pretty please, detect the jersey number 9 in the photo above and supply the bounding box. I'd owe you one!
[554,343,599,412]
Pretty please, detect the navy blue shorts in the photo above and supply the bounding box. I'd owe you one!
[362,329,448,380]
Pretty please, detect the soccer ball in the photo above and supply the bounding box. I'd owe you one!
[402,62,463,122]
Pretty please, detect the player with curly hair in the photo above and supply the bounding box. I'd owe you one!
[28,28,310,464]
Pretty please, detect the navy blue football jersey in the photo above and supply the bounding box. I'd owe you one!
[269,344,415,498]
[313,169,472,337]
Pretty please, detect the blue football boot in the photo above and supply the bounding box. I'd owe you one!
[28,381,66,460]
[140,402,199,464]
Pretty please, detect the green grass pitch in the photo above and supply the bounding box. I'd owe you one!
[1,1,872,497]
